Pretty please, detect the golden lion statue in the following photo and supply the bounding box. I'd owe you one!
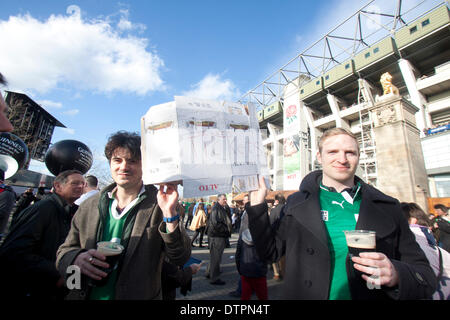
[380,72,399,95]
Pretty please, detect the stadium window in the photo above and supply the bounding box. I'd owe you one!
[345,63,350,69]
[422,19,430,27]
[373,47,379,54]
[316,80,320,85]
[300,89,304,94]
[410,26,418,34]
[325,75,329,80]
[365,52,370,58]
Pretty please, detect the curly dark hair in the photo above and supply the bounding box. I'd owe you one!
[104,131,141,162]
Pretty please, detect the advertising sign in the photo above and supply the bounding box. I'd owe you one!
[141,96,268,198]
[283,89,302,190]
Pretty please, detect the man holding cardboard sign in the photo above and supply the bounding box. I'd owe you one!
[57,131,191,300]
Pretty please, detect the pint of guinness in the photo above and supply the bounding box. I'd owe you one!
[344,230,376,257]
[89,241,124,287]
[344,230,380,287]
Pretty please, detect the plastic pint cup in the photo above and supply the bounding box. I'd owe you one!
[343,230,376,257]
[89,241,124,287]
[344,230,380,288]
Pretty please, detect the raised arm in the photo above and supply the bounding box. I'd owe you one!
[247,176,285,263]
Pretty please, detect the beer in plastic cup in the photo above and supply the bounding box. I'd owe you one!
[343,230,376,257]
[88,241,124,287]
[344,230,379,288]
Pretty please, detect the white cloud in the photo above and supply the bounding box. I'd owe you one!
[37,99,63,109]
[60,128,75,135]
[0,5,164,95]
[117,17,132,31]
[28,159,52,176]
[63,109,79,116]
[183,73,239,101]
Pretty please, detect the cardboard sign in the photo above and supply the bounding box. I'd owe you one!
[141,96,268,198]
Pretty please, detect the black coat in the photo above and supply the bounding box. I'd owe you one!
[436,217,450,252]
[206,203,232,238]
[235,237,268,278]
[161,260,193,300]
[247,170,437,300]
[0,193,72,299]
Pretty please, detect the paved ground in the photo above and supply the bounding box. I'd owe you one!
[176,226,284,300]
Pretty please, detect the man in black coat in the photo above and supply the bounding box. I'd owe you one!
[205,193,232,285]
[0,170,84,299]
[247,128,436,300]
[434,204,450,252]
[10,188,36,224]
[0,170,16,240]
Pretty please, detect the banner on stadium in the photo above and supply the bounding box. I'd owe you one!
[283,87,302,190]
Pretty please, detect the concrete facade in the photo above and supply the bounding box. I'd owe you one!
[255,3,450,204]
[370,95,429,210]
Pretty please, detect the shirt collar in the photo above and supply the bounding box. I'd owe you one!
[107,183,145,200]
[320,180,360,197]
[108,183,145,219]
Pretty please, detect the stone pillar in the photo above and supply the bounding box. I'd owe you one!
[398,59,428,137]
[369,95,429,211]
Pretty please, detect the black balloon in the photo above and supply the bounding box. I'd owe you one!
[0,132,29,179]
[45,140,93,176]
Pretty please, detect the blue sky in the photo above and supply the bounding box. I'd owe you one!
[0,0,439,181]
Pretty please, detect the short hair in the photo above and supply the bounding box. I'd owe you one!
[104,131,141,162]
[400,202,431,227]
[85,175,98,188]
[275,193,286,204]
[0,73,7,86]
[217,194,227,200]
[318,127,359,154]
[434,204,448,212]
[54,170,83,186]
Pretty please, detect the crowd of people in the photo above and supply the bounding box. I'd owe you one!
[0,72,449,301]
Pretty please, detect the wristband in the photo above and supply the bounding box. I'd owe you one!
[163,214,180,223]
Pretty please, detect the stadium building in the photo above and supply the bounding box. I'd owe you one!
[3,91,65,188]
[240,0,450,211]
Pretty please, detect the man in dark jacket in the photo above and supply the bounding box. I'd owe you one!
[10,188,36,224]
[434,204,450,252]
[247,128,436,300]
[0,170,16,240]
[206,193,232,285]
[0,170,84,299]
